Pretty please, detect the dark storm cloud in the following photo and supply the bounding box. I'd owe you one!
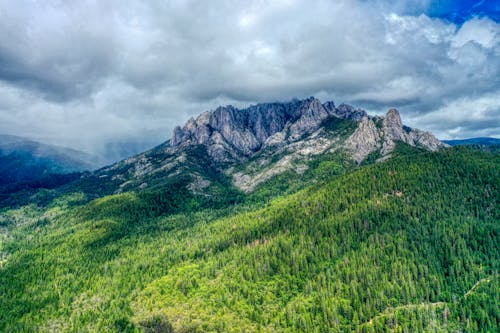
[0,1,119,101]
[0,0,498,160]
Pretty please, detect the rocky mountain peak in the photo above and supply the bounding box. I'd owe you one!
[384,108,403,127]
[382,108,406,152]
[170,97,342,162]
[346,107,448,162]
[169,98,447,165]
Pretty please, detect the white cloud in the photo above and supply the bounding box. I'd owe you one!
[406,92,500,139]
[0,0,498,160]
[452,17,500,48]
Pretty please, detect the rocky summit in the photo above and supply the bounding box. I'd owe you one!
[91,97,447,194]
[170,97,366,163]
[171,98,444,164]
[345,108,447,163]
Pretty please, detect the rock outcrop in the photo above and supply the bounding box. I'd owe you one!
[324,102,367,121]
[345,117,381,163]
[345,108,447,162]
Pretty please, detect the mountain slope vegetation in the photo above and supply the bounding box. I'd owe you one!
[0,146,498,332]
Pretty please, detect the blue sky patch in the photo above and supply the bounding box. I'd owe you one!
[425,0,499,24]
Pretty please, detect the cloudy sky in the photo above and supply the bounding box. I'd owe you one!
[0,0,499,161]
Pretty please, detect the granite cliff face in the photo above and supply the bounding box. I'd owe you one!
[93,97,447,194]
[170,97,372,163]
[344,116,381,163]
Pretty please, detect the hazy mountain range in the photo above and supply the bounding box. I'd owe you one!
[443,137,500,146]
[0,134,102,185]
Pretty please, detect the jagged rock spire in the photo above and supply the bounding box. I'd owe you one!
[345,107,447,162]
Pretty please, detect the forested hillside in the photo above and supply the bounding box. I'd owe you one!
[0,146,498,332]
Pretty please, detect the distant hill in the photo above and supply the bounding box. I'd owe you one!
[443,137,500,146]
[0,134,100,186]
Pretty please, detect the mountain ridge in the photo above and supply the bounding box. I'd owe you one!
[170,97,367,162]
[170,97,446,164]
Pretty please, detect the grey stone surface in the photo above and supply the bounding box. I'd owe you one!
[170,97,371,162]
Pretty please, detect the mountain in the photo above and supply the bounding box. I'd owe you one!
[444,137,500,146]
[0,134,100,185]
[78,97,446,197]
[1,98,497,332]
